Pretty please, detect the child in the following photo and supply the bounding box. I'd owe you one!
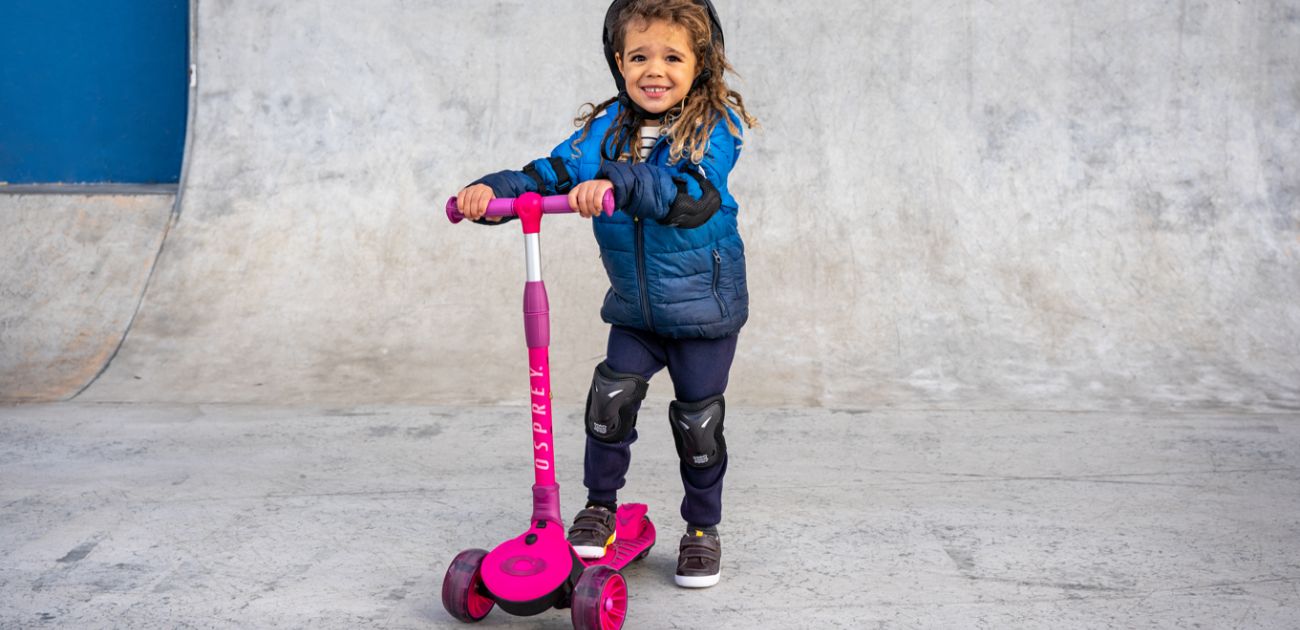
[456,0,757,589]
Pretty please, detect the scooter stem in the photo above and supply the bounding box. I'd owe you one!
[516,193,562,527]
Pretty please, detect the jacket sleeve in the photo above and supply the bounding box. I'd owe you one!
[470,137,587,193]
[596,161,678,222]
[597,115,739,228]
[463,130,586,225]
[479,127,587,197]
[469,169,535,199]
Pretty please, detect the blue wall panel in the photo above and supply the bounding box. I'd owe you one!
[0,1,188,184]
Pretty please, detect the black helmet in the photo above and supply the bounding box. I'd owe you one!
[602,0,724,94]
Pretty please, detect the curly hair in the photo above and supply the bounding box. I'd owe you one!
[572,0,758,165]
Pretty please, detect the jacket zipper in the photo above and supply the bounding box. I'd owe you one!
[632,134,667,332]
[711,249,728,317]
[636,216,655,330]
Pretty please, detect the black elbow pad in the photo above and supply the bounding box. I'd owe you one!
[660,168,721,229]
[521,157,575,195]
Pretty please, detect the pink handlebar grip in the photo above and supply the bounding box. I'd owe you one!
[446,190,616,224]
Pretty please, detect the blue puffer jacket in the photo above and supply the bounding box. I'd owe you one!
[473,102,748,339]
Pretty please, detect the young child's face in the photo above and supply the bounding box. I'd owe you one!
[615,18,699,120]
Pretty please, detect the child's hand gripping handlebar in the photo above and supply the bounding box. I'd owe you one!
[445,190,616,224]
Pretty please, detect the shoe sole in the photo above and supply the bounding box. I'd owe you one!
[674,572,720,588]
[572,545,608,559]
[572,533,616,559]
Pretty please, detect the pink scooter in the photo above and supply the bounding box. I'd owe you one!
[441,191,656,629]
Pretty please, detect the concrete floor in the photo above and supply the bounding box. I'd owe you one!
[2,402,1298,629]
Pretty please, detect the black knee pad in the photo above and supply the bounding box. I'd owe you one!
[668,395,726,469]
[585,362,649,443]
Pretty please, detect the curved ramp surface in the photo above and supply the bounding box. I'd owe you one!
[0,194,173,402]
[83,1,1300,410]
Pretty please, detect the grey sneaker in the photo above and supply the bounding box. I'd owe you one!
[567,506,616,559]
[675,529,721,588]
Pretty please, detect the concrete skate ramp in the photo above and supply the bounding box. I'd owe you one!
[0,194,173,402]
[73,1,1299,409]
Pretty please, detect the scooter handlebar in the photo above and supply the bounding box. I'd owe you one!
[446,190,616,224]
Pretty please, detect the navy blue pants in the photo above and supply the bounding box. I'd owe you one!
[584,325,738,527]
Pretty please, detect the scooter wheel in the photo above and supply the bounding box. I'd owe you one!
[571,564,628,630]
[441,548,494,623]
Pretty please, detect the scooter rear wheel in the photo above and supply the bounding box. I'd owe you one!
[571,564,628,630]
[441,548,495,623]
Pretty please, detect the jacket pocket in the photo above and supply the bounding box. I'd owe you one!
[711,249,729,318]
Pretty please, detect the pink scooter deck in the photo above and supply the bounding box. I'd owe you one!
[475,503,655,617]
[585,504,656,570]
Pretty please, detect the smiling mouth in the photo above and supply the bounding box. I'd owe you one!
[641,86,671,95]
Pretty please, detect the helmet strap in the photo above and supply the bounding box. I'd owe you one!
[616,90,657,121]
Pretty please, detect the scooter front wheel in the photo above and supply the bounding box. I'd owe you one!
[441,548,495,623]
[571,564,628,630]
